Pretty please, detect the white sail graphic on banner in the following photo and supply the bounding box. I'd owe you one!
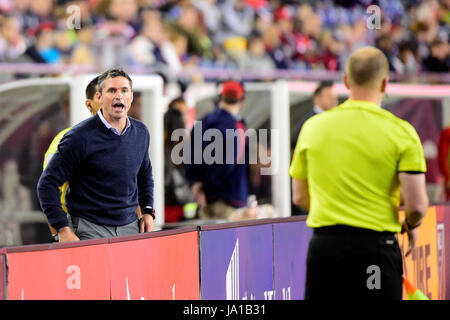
[226,239,240,300]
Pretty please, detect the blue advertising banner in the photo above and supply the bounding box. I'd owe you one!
[200,224,274,300]
[273,221,312,300]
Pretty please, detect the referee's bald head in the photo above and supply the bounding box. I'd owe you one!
[345,46,389,90]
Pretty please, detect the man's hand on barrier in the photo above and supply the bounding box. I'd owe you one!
[57,226,80,243]
[401,219,419,258]
[192,182,206,209]
[139,214,155,233]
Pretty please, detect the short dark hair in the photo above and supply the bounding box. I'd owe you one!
[430,38,445,49]
[168,96,185,111]
[85,76,99,100]
[313,81,334,98]
[97,68,133,94]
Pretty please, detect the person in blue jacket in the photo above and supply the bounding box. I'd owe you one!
[185,80,249,220]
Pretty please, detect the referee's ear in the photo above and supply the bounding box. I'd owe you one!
[343,74,350,90]
[381,77,388,93]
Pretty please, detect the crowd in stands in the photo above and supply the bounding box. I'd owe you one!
[0,0,449,82]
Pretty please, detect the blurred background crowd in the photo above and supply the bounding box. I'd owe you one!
[0,0,449,84]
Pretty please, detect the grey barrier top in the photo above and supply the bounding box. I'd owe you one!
[2,216,308,253]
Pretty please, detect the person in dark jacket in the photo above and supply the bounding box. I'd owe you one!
[185,80,249,219]
[422,39,450,73]
[293,81,338,149]
[37,69,155,242]
[164,96,196,222]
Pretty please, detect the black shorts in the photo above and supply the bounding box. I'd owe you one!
[305,225,403,300]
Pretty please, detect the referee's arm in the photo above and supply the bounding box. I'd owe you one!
[399,172,428,227]
[292,178,310,211]
[398,172,429,257]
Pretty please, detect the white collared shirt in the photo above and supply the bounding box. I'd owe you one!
[313,105,325,114]
[98,109,131,136]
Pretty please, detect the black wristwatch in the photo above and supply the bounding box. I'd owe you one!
[142,206,155,220]
[51,234,59,243]
[405,218,422,230]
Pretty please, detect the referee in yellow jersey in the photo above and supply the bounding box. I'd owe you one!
[290,46,429,300]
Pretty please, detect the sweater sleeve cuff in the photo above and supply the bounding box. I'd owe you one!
[142,206,155,220]
[51,216,70,231]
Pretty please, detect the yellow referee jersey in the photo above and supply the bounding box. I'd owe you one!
[43,127,71,213]
[289,99,426,233]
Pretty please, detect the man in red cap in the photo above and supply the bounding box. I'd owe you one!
[185,80,249,219]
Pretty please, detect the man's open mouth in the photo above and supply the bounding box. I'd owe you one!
[113,102,125,109]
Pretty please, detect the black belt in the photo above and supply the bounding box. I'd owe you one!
[313,225,395,237]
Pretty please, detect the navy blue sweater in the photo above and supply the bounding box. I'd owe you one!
[185,108,248,208]
[37,114,154,230]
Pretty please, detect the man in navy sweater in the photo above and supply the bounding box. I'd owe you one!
[185,80,248,219]
[37,69,155,242]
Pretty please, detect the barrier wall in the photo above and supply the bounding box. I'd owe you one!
[1,210,450,300]
[200,223,274,300]
[7,241,111,299]
[108,231,199,300]
[3,228,199,300]
[273,220,313,300]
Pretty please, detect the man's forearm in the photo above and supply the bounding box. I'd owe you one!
[37,172,69,230]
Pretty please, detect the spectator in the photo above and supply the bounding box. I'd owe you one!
[193,0,222,37]
[395,40,420,74]
[0,14,27,62]
[8,0,37,34]
[274,5,296,67]
[439,0,450,26]
[253,10,273,36]
[185,80,249,220]
[28,0,55,26]
[107,0,140,33]
[379,0,405,26]
[296,12,322,69]
[53,28,75,64]
[412,1,441,55]
[128,13,181,77]
[316,0,340,29]
[263,24,290,69]
[217,0,255,45]
[199,44,238,70]
[95,0,137,41]
[320,31,342,71]
[164,96,196,223]
[375,33,398,72]
[168,4,212,60]
[71,22,96,65]
[35,22,61,64]
[422,38,450,73]
[238,34,275,72]
[410,21,432,61]
[0,0,448,83]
